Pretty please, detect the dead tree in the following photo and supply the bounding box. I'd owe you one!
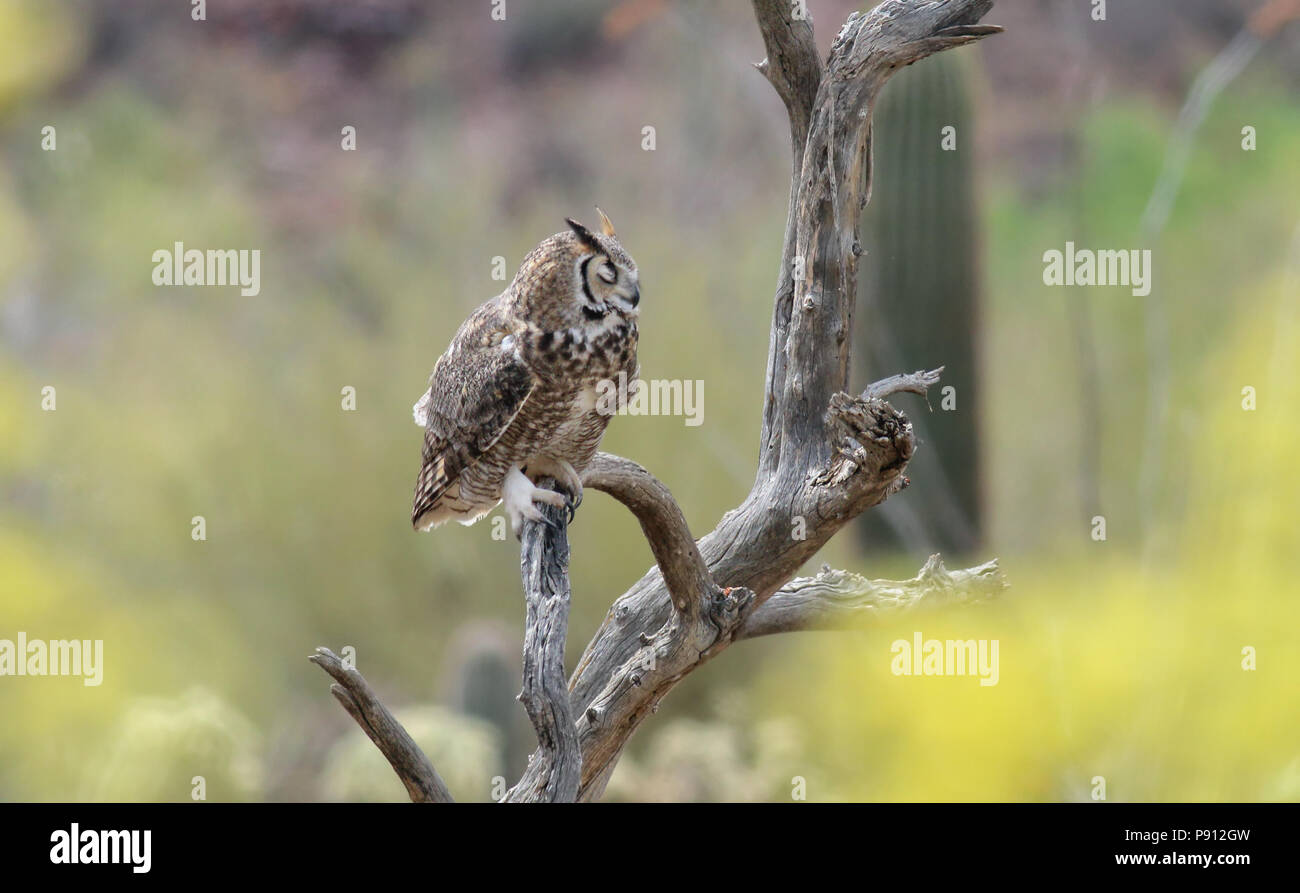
[312,0,1005,803]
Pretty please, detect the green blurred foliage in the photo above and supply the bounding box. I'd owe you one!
[758,276,1300,800]
[319,705,502,802]
[79,688,263,802]
[984,92,1300,556]
[604,690,807,802]
[0,0,81,115]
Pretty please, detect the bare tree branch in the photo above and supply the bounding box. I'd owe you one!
[312,0,1003,805]
[309,647,453,803]
[559,0,1002,802]
[582,453,716,621]
[753,0,824,482]
[752,0,822,151]
[863,366,944,400]
[756,2,999,482]
[502,480,582,802]
[738,554,1007,639]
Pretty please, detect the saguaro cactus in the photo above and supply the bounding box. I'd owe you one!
[855,52,983,556]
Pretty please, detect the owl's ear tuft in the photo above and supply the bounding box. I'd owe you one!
[595,207,617,237]
[566,217,601,250]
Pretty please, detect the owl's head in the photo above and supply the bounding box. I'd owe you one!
[510,210,640,330]
[562,210,640,319]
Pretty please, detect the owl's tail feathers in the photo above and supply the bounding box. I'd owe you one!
[412,506,444,531]
[412,452,448,530]
[412,462,491,531]
[413,499,494,531]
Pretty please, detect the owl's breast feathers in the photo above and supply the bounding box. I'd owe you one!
[523,314,638,385]
[411,300,637,531]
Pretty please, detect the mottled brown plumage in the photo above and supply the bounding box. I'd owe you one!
[412,215,640,535]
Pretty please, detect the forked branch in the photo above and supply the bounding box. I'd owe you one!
[311,0,1003,804]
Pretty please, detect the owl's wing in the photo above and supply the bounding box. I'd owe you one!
[412,318,535,528]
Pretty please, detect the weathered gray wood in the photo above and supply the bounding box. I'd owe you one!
[737,555,1006,639]
[582,453,717,618]
[309,647,454,803]
[753,0,824,483]
[863,366,943,400]
[502,479,581,803]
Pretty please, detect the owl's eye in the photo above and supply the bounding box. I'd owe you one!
[597,262,617,285]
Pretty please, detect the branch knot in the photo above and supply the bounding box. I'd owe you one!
[707,585,756,637]
[816,392,915,485]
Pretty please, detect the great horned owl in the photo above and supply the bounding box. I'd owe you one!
[411,211,640,537]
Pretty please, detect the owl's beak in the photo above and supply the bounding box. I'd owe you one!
[629,286,640,308]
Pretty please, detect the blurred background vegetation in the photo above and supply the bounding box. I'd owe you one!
[0,0,1297,802]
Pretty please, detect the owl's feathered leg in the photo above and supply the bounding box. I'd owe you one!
[524,456,584,523]
[503,465,568,539]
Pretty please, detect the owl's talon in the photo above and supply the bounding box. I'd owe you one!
[530,457,584,520]
[533,489,568,509]
[503,465,571,538]
[508,503,545,540]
